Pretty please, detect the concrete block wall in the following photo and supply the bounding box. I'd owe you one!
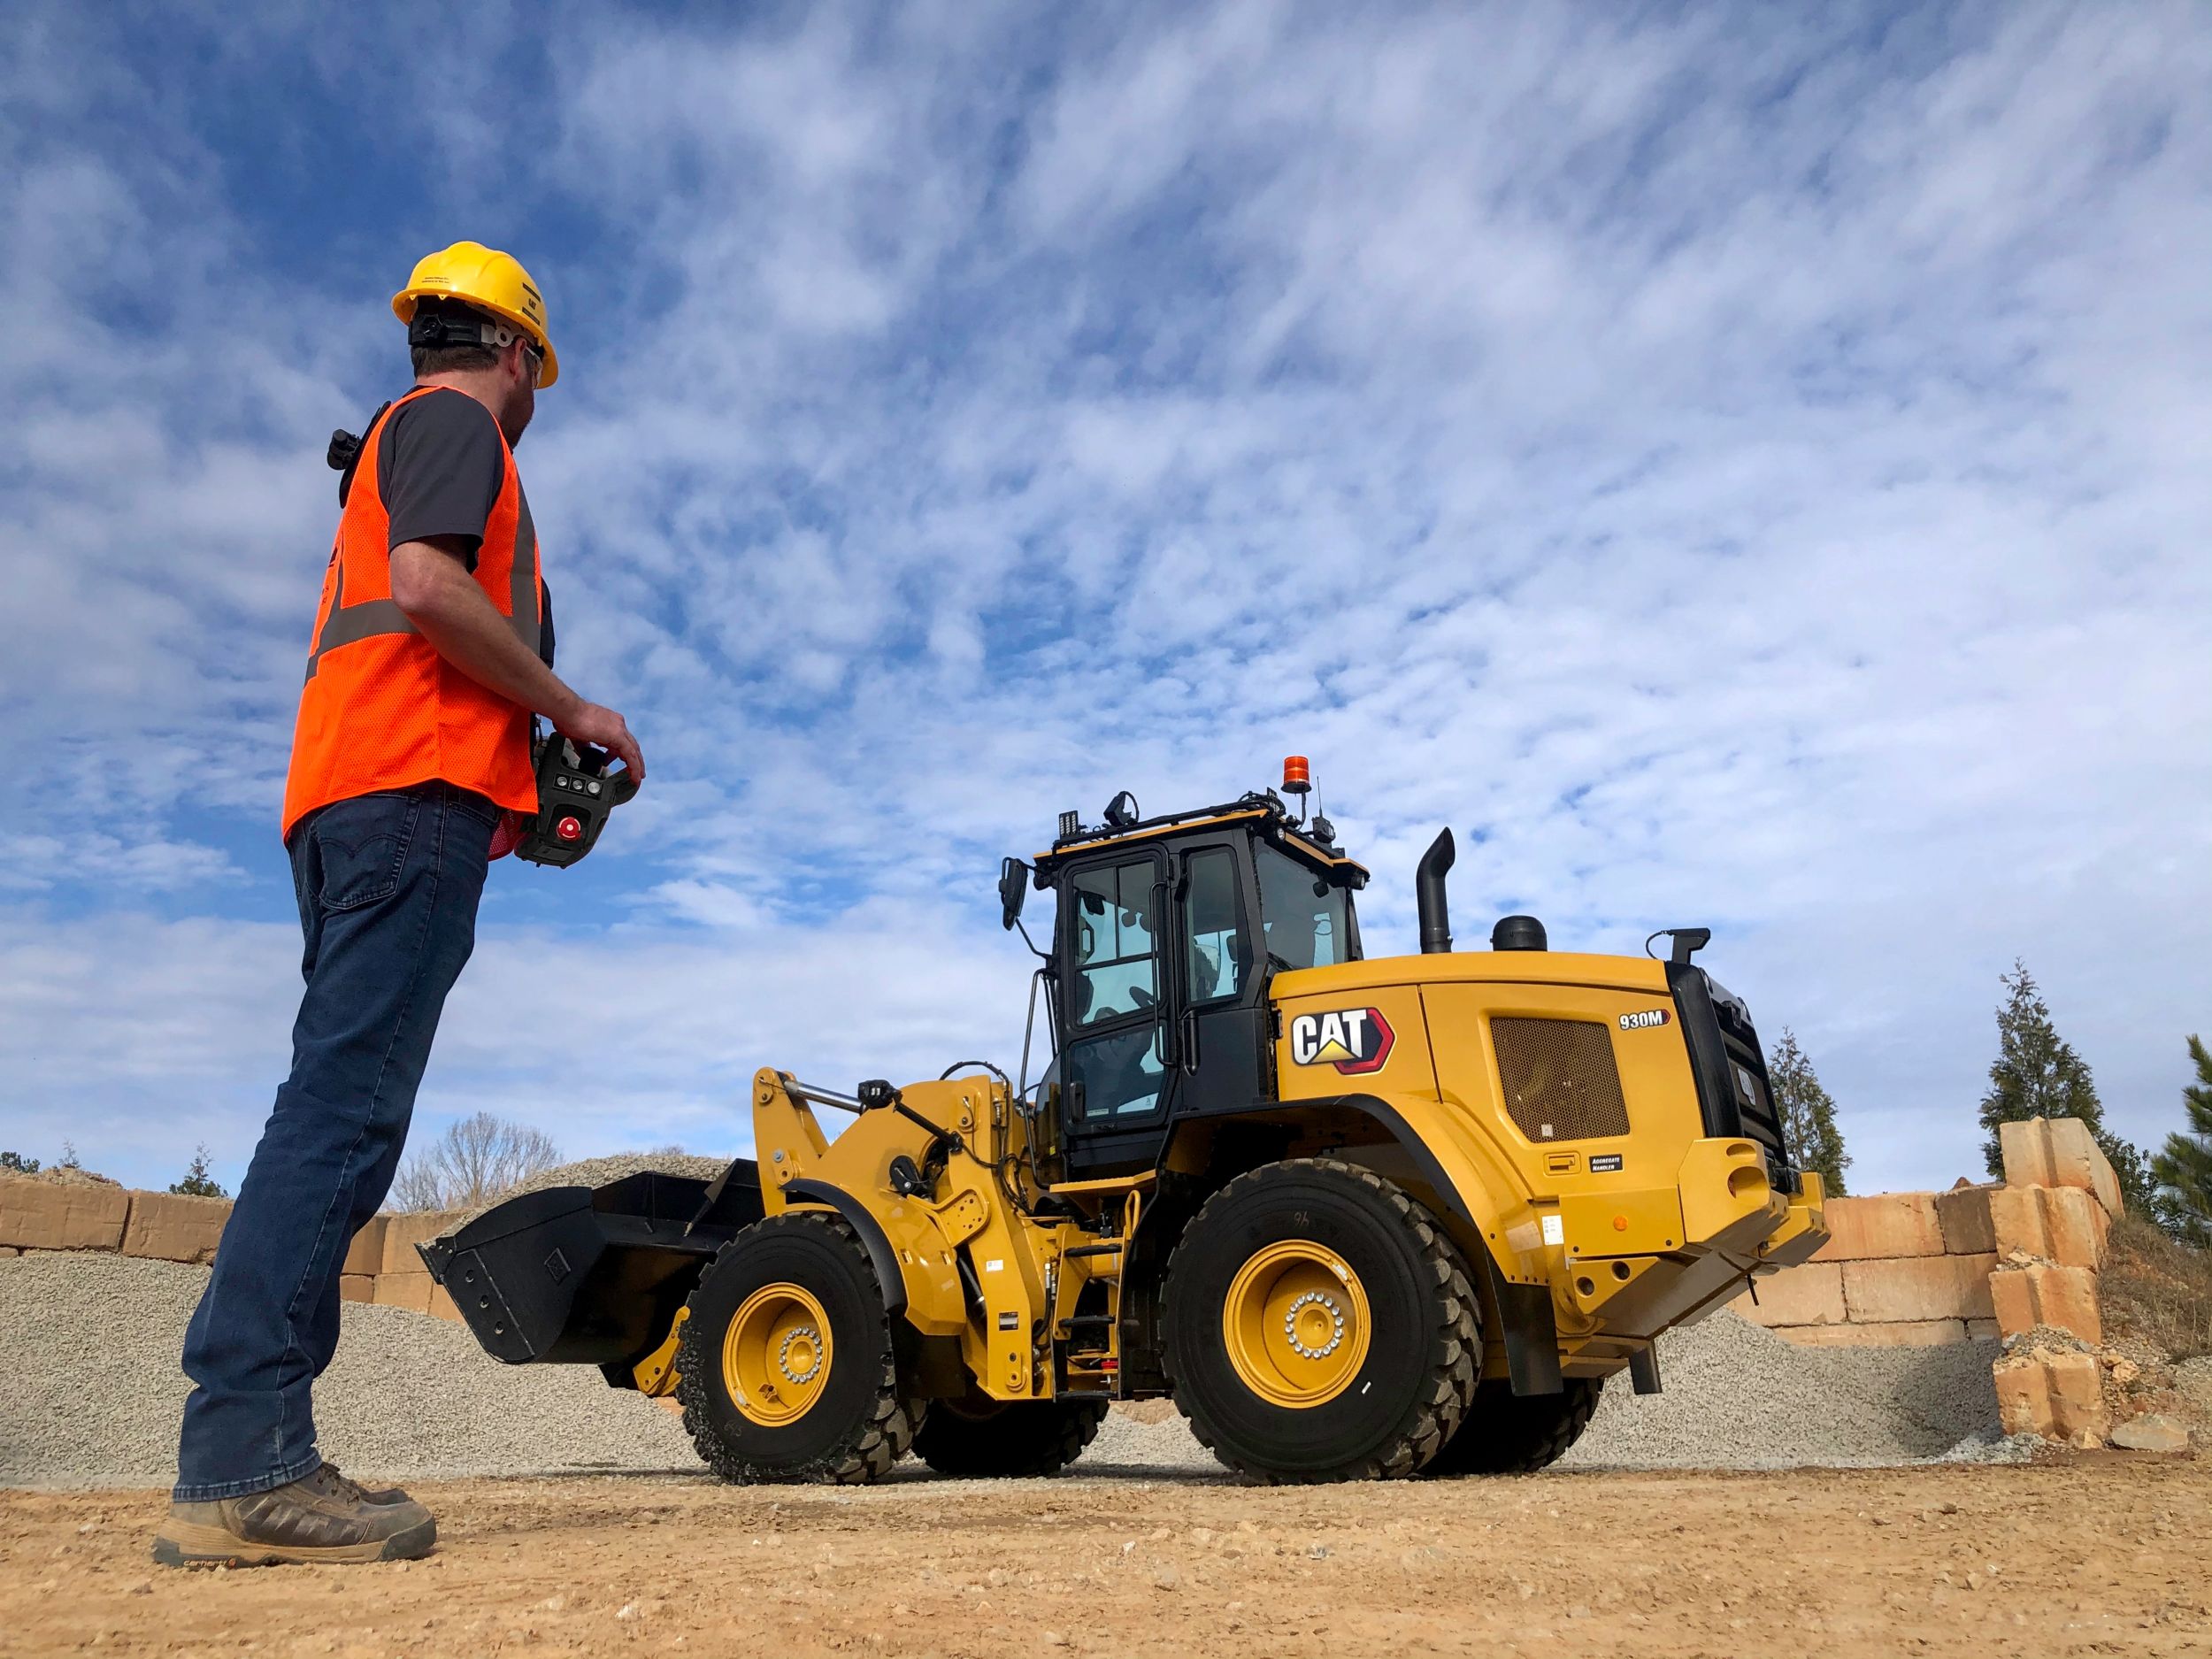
[1728,1116,2121,1356]
[0,1175,469,1325]
[1732,1188,2001,1347]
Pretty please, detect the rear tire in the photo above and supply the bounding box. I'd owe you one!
[911,1393,1109,1478]
[1425,1376,1604,1477]
[675,1210,923,1484]
[1162,1158,1479,1483]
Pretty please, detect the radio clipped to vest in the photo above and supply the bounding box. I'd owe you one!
[513,726,640,868]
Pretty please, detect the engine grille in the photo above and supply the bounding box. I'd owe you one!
[1493,1018,1630,1143]
[1706,979,1790,1171]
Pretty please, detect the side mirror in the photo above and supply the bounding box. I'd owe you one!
[998,857,1029,931]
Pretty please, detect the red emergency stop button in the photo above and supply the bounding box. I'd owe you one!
[556,816,583,842]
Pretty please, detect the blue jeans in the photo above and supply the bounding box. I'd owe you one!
[174,784,496,1501]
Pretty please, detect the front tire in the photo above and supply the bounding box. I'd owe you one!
[911,1393,1109,1478]
[675,1210,922,1484]
[1424,1376,1604,1477]
[1162,1158,1479,1482]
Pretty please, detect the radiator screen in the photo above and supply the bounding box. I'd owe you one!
[1492,1018,1630,1142]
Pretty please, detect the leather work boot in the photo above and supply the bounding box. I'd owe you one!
[153,1465,435,1566]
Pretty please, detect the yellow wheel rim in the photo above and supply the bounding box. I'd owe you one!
[1222,1240,1371,1409]
[722,1282,833,1426]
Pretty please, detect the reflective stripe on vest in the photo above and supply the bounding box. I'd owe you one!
[305,442,541,681]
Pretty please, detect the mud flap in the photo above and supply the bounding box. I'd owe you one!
[1483,1251,1563,1396]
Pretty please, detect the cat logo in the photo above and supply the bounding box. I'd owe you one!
[1288,1006,1394,1074]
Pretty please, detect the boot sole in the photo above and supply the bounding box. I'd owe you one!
[152,1516,435,1568]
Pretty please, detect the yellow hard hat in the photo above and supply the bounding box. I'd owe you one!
[391,241,558,387]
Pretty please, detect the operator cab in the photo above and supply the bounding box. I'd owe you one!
[1001,783,1369,1178]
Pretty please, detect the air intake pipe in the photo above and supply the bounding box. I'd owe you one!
[1416,828,1455,954]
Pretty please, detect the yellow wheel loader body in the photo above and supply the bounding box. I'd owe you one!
[422,774,1828,1481]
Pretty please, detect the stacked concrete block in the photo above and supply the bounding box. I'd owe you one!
[119,1192,231,1264]
[1984,1118,2125,1442]
[1932,1182,1997,1255]
[1840,1252,1998,1326]
[1987,1185,2108,1269]
[1733,1260,1845,1329]
[380,1210,461,1276]
[1737,1191,2000,1346]
[342,1215,389,1277]
[1989,1263,2103,1345]
[365,1210,464,1318]
[372,1271,434,1313]
[1998,1117,2124,1218]
[0,1176,132,1252]
[1818,1193,1945,1260]
[1993,1348,2108,1447]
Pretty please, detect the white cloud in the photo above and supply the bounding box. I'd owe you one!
[2,2,2208,1197]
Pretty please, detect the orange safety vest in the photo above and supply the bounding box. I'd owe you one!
[281,386,543,839]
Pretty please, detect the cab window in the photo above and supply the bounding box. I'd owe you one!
[1183,847,1247,1003]
[1063,1024,1168,1121]
[1254,843,1351,971]
[1070,857,1157,1027]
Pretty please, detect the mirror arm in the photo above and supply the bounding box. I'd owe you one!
[1012,915,1050,962]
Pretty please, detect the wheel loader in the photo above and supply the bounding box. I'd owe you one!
[422,765,1829,1484]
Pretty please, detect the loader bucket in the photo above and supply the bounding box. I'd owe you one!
[417,1164,761,1371]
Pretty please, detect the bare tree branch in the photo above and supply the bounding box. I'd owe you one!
[392,1112,561,1212]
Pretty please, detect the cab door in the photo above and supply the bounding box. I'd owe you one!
[1166,838,1270,1118]
[1057,849,1174,1177]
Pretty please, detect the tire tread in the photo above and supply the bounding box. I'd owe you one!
[675,1210,923,1486]
[1161,1157,1479,1484]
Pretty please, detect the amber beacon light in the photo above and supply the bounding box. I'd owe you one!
[1281,756,1311,796]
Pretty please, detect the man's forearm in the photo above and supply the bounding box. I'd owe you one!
[390,542,580,723]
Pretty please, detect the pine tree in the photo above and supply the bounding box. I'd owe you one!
[2149,1034,2212,1248]
[168,1145,227,1199]
[1977,960,2157,1214]
[1768,1028,1850,1196]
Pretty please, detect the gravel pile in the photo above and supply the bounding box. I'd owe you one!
[0,1254,695,1489]
[1065,1313,2017,1477]
[1,1253,2009,1489]
[462,1154,733,1222]
[1555,1309,2016,1470]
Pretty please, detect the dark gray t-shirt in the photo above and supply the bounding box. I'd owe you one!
[375,387,553,666]
[380,387,506,557]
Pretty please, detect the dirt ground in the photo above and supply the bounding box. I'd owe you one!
[4,1459,2207,1658]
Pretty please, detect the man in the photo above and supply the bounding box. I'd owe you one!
[157,242,643,1567]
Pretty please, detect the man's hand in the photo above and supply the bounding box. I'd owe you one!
[552,700,645,782]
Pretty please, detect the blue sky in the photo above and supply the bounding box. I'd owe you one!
[3,2,2208,1196]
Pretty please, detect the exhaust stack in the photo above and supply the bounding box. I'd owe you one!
[1416,828,1455,954]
